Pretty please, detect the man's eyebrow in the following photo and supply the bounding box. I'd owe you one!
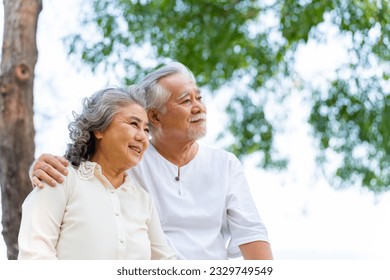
[176,92,190,100]
[176,89,201,100]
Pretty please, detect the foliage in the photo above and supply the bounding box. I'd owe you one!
[65,0,390,192]
[306,0,390,192]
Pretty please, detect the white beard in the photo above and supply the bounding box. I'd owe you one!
[188,121,207,141]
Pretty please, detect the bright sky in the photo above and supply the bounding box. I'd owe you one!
[1,1,390,261]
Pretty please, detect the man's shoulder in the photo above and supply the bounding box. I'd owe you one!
[199,143,223,153]
[199,144,238,161]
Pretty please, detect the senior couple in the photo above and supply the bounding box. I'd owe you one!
[18,62,273,260]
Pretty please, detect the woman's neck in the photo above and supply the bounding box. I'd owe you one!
[90,154,126,189]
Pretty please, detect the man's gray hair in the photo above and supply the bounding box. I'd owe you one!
[137,62,196,113]
[65,85,146,166]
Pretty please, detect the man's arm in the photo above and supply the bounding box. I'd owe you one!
[239,241,274,260]
[226,154,273,260]
[30,154,69,188]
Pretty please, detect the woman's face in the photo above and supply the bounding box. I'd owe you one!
[94,103,149,171]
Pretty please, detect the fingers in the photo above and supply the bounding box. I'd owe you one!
[38,154,68,176]
[32,168,61,187]
[32,153,69,187]
[31,176,45,189]
[53,155,69,169]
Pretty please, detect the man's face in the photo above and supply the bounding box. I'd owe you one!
[157,73,207,142]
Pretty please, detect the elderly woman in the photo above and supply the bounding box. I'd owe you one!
[18,86,176,260]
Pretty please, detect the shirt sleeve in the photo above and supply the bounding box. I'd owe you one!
[18,178,69,259]
[147,199,177,260]
[225,155,269,258]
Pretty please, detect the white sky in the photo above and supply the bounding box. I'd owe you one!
[1,1,390,260]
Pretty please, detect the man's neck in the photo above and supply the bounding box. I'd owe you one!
[151,138,199,167]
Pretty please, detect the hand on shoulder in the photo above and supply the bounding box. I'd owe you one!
[31,153,69,188]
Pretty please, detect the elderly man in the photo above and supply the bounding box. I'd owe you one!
[31,62,273,260]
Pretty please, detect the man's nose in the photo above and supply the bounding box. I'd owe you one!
[192,99,206,113]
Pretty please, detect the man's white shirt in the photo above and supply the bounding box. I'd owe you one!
[128,144,269,260]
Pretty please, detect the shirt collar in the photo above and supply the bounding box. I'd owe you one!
[77,161,134,191]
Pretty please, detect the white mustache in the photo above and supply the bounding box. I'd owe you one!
[189,113,207,122]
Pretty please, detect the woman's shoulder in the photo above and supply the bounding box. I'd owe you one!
[59,163,81,192]
[64,163,79,181]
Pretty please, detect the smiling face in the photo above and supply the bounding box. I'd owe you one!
[93,103,149,172]
[153,73,207,142]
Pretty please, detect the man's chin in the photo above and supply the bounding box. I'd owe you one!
[189,128,207,141]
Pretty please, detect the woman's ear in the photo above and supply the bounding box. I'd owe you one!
[94,130,103,139]
[147,109,161,127]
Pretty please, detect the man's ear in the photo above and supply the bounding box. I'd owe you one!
[148,109,161,127]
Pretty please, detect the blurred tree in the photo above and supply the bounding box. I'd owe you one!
[0,0,42,259]
[66,0,390,192]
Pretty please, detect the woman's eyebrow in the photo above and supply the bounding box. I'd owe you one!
[127,115,149,126]
[126,115,141,122]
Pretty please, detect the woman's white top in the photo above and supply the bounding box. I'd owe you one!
[128,144,269,259]
[18,161,176,260]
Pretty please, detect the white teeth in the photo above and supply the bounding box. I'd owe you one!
[129,146,141,153]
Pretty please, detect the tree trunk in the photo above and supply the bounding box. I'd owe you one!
[0,0,42,259]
